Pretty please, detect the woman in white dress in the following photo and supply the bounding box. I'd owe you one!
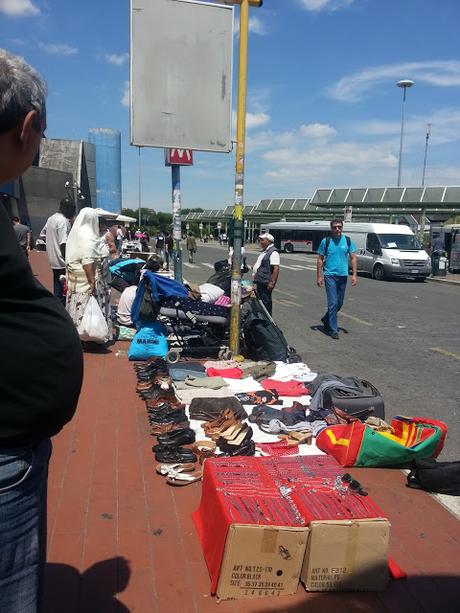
[65,207,112,343]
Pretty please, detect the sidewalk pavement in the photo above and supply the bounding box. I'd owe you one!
[29,252,460,612]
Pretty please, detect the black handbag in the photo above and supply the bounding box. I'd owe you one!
[407,458,460,495]
[322,379,385,420]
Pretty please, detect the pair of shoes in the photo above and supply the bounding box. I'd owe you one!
[154,446,197,463]
[321,315,331,331]
[146,397,184,411]
[330,332,339,340]
[155,462,196,475]
[218,439,256,457]
[217,425,253,450]
[153,427,196,449]
[150,420,190,435]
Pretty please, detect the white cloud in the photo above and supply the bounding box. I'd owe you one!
[234,15,268,36]
[300,122,337,139]
[232,110,270,131]
[0,0,40,17]
[37,42,78,56]
[106,53,129,66]
[297,0,355,12]
[329,61,460,102]
[121,81,130,108]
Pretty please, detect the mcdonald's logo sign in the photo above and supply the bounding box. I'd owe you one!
[164,148,194,166]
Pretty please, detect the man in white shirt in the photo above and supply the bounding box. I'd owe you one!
[252,233,280,315]
[41,198,75,304]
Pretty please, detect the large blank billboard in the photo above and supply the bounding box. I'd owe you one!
[130,0,233,152]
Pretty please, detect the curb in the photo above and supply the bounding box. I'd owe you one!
[426,276,460,285]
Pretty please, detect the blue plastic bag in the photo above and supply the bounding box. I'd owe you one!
[127,322,168,361]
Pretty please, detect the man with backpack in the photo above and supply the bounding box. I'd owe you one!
[316,219,357,339]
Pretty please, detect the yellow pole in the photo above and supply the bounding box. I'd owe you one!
[229,0,249,355]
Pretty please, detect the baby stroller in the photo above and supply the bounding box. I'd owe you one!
[131,271,232,363]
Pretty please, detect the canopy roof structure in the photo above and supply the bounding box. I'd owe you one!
[182,186,460,226]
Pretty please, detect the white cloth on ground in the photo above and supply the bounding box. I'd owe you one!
[222,377,264,392]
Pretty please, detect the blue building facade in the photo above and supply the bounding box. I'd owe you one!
[88,128,122,213]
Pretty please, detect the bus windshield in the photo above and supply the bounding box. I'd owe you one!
[377,233,421,250]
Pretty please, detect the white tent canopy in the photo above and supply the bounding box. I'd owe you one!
[93,207,118,218]
[116,214,137,223]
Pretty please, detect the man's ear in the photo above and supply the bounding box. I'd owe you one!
[19,110,39,150]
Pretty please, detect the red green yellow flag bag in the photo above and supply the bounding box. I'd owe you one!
[316,416,447,467]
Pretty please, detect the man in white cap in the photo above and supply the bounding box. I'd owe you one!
[252,233,280,315]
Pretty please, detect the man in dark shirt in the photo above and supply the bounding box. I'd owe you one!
[12,215,32,257]
[0,48,83,612]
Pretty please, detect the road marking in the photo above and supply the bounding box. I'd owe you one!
[280,264,305,270]
[430,347,460,361]
[183,262,199,268]
[274,288,299,299]
[273,298,303,307]
[340,311,373,326]
[202,262,214,268]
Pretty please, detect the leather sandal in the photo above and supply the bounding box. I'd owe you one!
[191,440,217,464]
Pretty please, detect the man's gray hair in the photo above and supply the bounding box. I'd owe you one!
[0,48,47,134]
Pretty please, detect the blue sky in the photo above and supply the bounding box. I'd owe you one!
[1,0,459,212]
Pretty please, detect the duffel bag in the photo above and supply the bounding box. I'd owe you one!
[407,458,460,495]
[322,379,385,420]
[316,415,447,467]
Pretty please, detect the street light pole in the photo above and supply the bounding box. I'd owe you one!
[421,123,432,187]
[138,146,142,228]
[396,79,414,187]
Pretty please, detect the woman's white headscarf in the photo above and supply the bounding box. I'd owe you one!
[65,207,100,265]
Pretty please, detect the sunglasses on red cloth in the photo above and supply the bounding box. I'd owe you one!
[341,473,368,496]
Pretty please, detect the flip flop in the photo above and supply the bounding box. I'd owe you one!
[155,462,196,476]
[166,470,203,486]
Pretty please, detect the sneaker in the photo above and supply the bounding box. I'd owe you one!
[330,332,339,340]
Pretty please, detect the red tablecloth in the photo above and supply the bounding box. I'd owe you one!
[192,455,385,593]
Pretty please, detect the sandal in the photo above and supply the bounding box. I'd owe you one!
[155,462,196,476]
[191,440,217,464]
[166,469,203,486]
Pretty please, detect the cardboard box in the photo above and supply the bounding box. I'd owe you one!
[301,519,390,592]
[216,524,309,600]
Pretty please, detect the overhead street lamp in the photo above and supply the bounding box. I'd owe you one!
[396,79,415,187]
[422,123,432,187]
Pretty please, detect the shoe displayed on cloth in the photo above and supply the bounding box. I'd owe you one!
[154,446,197,463]
[190,441,217,464]
[218,440,256,457]
[217,426,253,451]
[154,427,196,448]
[150,421,190,435]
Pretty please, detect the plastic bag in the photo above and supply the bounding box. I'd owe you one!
[77,296,109,343]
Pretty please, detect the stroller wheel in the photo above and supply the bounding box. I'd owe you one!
[166,349,181,364]
[218,348,233,361]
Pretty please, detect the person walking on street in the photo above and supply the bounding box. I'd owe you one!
[253,232,280,316]
[164,232,174,269]
[0,48,83,613]
[12,215,32,257]
[186,233,197,263]
[40,197,76,305]
[115,225,124,252]
[316,218,357,339]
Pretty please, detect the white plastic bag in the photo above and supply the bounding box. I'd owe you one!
[77,296,109,343]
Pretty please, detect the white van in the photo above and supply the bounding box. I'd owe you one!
[265,221,431,281]
[342,222,431,281]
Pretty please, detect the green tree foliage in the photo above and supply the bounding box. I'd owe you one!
[122,208,172,234]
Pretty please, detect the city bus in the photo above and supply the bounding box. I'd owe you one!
[259,221,330,253]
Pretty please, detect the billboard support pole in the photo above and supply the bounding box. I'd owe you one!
[171,164,183,283]
[229,0,250,356]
